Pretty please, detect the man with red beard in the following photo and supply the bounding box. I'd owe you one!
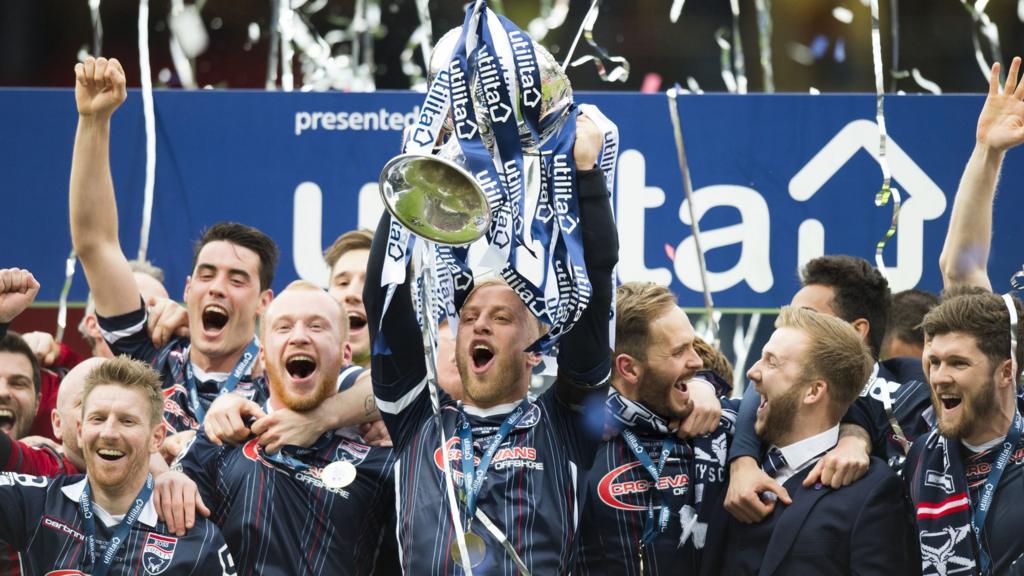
[904,292,1024,576]
[703,307,918,575]
[0,356,232,575]
[165,282,397,576]
[574,282,736,576]
[69,57,373,463]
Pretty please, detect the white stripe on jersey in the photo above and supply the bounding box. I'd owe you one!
[98,314,148,344]
[570,461,578,532]
[376,376,428,415]
[393,460,404,571]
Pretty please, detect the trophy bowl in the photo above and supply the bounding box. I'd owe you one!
[429,27,573,153]
[378,152,491,246]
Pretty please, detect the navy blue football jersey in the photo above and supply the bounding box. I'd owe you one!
[0,473,233,575]
[365,169,618,575]
[176,427,397,576]
[574,392,738,576]
[98,304,266,434]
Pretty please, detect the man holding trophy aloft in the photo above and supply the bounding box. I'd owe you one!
[367,1,618,573]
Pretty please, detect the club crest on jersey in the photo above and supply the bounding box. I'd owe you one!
[597,461,689,511]
[336,438,372,465]
[142,534,178,575]
[514,404,542,429]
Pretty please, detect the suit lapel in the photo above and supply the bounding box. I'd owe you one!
[757,469,832,576]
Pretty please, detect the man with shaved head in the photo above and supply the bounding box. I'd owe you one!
[163,281,397,575]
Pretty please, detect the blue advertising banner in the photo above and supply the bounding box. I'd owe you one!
[1,88,1020,308]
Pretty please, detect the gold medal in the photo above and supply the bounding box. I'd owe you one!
[449,530,487,568]
[321,461,357,489]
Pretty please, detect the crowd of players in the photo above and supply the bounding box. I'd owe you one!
[0,53,1022,575]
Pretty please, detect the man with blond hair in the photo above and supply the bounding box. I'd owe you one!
[0,356,233,574]
[366,114,619,574]
[704,307,918,575]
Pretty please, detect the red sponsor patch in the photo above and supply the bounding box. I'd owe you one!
[597,461,689,511]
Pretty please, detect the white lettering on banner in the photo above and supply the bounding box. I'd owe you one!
[614,150,673,286]
[293,107,421,136]
[289,120,947,300]
[675,185,774,294]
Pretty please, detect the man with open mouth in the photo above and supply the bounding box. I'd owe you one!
[163,281,397,576]
[0,356,232,575]
[904,291,1024,576]
[574,281,737,576]
[703,307,918,575]
[325,229,373,369]
[68,57,381,472]
[365,113,618,574]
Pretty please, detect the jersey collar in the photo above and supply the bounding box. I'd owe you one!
[62,476,158,528]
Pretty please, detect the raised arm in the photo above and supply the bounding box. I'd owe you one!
[553,115,619,405]
[69,56,140,318]
[940,57,1024,291]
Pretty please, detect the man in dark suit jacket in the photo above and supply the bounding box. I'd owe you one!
[704,306,919,576]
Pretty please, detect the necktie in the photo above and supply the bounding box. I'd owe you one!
[762,447,788,478]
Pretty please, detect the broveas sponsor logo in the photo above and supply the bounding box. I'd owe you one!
[597,461,689,511]
[45,571,87,575]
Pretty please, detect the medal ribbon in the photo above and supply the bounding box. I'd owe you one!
[184,337,260,425]
[971,411,1022,574]
[80,474,153,576]
[458,398,531,527]
[620,429,675,544]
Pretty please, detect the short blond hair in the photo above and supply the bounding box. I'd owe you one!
[462,277,545,338]
[324,229,373,269]
[775,306,872,414]
[263,280,349,343]
[83,356,164,428]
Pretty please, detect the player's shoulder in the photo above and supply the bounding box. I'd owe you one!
[879,356,926,385]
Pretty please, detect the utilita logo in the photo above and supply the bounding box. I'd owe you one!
[598,462,689,511]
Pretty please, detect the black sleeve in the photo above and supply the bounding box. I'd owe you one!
[0,473,49,549]
[0,432,10,471]
[841,396,889,457]
[364,212,433,451]
[728,383,763,462]
[175,431,224,518]
[95,298,160,364]
[0,323,7,340]
[553,168,618,408]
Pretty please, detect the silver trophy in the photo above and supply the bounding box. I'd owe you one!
[378,26,573,246]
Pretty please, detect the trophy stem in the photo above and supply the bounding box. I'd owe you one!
[412,241,476,576]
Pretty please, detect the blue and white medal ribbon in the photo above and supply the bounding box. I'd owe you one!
[184,337,260,425]
[80,474,153,576]
[621,429,674,544]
